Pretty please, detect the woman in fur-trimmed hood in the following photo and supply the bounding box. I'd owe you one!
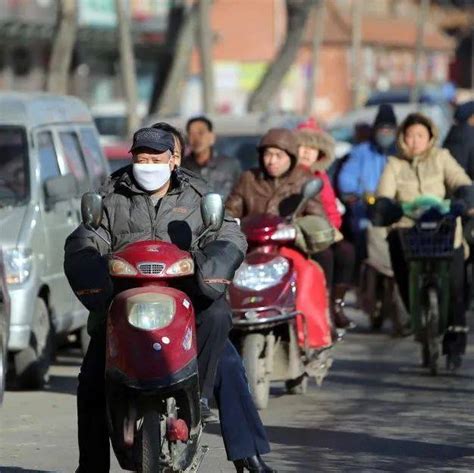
[295,121,356,332]
[295,126,341,228]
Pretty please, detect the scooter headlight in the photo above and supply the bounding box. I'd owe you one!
[127,293,175,330]
[109,257,138,276]
[166,257,194,276]
[233,256,289,291]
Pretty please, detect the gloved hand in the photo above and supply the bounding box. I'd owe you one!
[64,248,113,313]
[193,240,244,301]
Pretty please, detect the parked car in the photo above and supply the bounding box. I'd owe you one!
[144,113,307,171]
[92,101,147,143]
[0,92,110,389]
[0,249,10,403]
[103,141,131,173]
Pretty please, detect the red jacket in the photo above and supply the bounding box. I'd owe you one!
[315,170,342,229]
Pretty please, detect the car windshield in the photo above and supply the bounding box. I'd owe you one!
[0,126,29,207]
[94,116,127,137]
[215,135,260,171]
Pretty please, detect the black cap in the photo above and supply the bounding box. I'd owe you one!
[373,104,397,129]
[129,127,175,153]
[454,101,474,124]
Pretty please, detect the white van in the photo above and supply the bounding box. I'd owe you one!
[0,92,110,388]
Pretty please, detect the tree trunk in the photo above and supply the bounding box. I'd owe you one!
[148,2,186,115]
[410,0,430,104]
[248,0,316,113]
[46,0,77,94]
[115,0,140,137]
[304,0,325,116]
[351,0,363,108]
[153,3,199,117]
[197,0,214,113]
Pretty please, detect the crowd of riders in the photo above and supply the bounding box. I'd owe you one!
[181,102,474,362]
[66,99,474,472]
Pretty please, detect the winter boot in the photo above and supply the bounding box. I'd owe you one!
[332,284,356,330]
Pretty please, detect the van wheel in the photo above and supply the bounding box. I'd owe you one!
[14,297,53,390]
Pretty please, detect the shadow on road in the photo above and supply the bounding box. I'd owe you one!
[205,422,474,471]
[45,374,77,396]
[0,468,58,472]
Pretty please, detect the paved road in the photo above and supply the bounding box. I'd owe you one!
[1,308,474,473]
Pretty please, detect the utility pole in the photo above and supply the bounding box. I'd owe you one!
[410,0,430,104]
[115,0,140,137]
[351,0,363,109]
[304,0,326,116]
[46,0,77,94]
[197,0,215,113]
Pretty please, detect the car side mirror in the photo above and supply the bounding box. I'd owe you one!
[302,178,323,200]
[201,193,224,232]
[81,192,103,231]
[44,174,78,209]
[291,178,323,221]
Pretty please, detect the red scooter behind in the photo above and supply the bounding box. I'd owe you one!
[80,192,224,473]
[229,180,333,409]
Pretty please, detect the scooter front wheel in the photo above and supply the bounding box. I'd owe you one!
[242,333,271,410]
[141,406,163,473]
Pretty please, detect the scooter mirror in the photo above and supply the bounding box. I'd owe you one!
[201,193,224,232]
[81,192,104,230]
[302,178,323,200]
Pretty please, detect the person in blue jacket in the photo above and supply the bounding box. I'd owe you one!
[337,104,398,261]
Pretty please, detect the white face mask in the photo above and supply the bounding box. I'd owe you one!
[132,163,171,192]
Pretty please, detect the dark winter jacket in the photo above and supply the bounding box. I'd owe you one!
[181,150,241,200]
[64,165,247,334]
[443,123,474,180]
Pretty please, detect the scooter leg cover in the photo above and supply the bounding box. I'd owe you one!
[279,247,332,349]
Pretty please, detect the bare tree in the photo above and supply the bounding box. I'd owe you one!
[411,0,430,104]
[248,0,316,113]
[197,0,214,113]
[304,0,325,116]
[46,0,78,94]
[149,2,199,117]
[351,0,363,108]
[115,0,140,136]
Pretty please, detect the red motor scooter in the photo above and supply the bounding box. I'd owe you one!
[229,180,334,409]
[80,192,224,473]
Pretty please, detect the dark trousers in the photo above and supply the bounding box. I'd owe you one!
[387,230,467,355]
[312,240,356,289]
[77,299,269,471]
[214,341,270,461]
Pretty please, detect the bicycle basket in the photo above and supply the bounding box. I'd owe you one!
[399,218,456,260]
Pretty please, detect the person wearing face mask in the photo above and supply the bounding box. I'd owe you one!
[377,112,472,365]
[181,116,241,200]
[337,104,398,262]
[64,128,276,473]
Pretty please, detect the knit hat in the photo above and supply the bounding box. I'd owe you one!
[454,101,474,124]
[373,104,397,129]
[296,117,322,132]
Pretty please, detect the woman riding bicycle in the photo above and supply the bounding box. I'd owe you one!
[377,112,471,367]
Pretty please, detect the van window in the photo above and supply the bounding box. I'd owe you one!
[79,128,107,189]
[37,131,60,182]
[59,131,88,192]
[0,126,28,206]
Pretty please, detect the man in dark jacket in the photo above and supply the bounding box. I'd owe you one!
[182,116,241,200]
[443,100,474,179]
[65,127,275,472]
